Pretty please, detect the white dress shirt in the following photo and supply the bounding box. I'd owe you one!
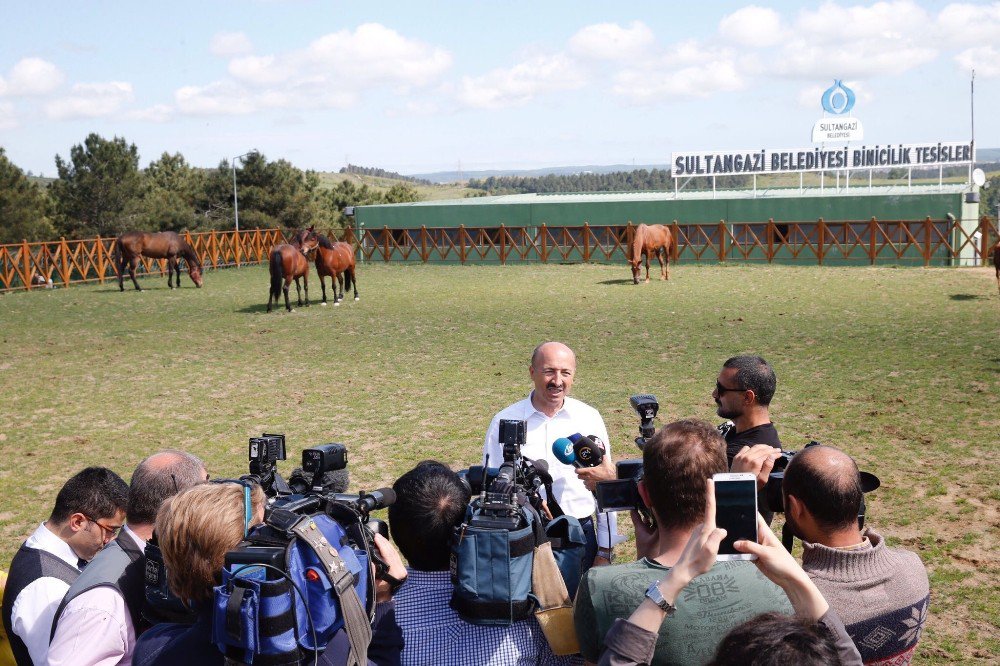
[47,525,147,666]
[9,523,81,665]
[483,393,622,549]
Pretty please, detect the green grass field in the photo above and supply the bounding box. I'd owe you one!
[1,261,997,662]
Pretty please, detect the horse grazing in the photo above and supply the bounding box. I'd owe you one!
[311,233,359,305]
[629,223,674,284]
[268,226,319,312]
[116,231,203,291]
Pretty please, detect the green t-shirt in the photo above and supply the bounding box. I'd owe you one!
[573,557,793,665]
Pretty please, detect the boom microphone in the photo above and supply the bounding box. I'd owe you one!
[552,437,582,468]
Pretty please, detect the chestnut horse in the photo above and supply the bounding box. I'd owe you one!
[115,231,203,291]
[629,223,674,284]
[268,226,319,312]
[311,233,359,305]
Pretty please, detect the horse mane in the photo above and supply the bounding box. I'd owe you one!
[317,233,335,249]
[182,244,202,267]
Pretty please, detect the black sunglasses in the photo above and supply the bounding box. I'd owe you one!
[716,380,747,395]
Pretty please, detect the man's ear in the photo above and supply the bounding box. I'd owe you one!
[744,389,757,406]
[637,479,651,507]
[67,512,89,533]
[786,493,805,520]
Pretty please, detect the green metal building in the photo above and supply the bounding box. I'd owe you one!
[353,184,981,266]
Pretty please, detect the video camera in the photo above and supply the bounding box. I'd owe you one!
[594,395,658,526]
[458,419,552,530]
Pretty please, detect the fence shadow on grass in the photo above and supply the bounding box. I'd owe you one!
[948,293,985,301]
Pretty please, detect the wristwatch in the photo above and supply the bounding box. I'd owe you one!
[644,580,677,617]
[596,547,615,562]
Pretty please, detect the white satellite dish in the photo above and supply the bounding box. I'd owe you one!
[972,168,986,187]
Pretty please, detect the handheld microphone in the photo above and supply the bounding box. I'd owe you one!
[573,436,605,467]
[552,437,582,468]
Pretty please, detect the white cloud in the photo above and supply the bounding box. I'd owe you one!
[5,57,64,96]
[456,53,586,109]
[955,46,1000,77]
[937,3,1000,45]
[210,31,254,57]
[568,21,655,61]
[614,54,744,104]
[175,81,257,115]
[45,81,133,119]
[774,1,936,78]
[126,104,174,122]
[0,101,16,130]
[228,55,293,86]
[719,6,784,47]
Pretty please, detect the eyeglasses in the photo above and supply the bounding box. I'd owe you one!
[84,515,123,539]
[715,381,747,395]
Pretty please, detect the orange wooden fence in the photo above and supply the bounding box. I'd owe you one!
[2,217,997,292]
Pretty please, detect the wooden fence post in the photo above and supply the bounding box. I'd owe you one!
[234,229,241,267]
[500,223,507,265]
[583,222,591,262]
[540,224,548,263]
[719,220,726,262]
[818,218,825,265]
[60,237,70,286]
[96,235,106,283]
[22,240,31,290]
[421,226,428,263]
[869,217,877,265]
[625,222,633,262]
[671,221,680,261]
[981,216,993,263]
[382,226,390,262]
[923,216,932,266]
[767,219,774,263]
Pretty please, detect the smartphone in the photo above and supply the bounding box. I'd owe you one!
[713,472,758,561]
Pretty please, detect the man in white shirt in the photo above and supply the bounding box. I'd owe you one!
[2,467,128,666]
[483,341,621,570]
[47,450,208,666]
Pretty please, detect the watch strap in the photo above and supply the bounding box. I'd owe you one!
[645,580,677,617]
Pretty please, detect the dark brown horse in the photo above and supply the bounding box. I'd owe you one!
[268,226,319,312]
[115,231,203,291]
[993,241,1000,297]
[310,233,359,305]
[629,223,674,284]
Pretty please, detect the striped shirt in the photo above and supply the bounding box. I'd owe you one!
[394,569,581,666]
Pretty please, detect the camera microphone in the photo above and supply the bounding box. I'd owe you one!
[552,437,582,468]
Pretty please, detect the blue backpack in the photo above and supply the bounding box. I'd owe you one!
[213,510,373,665]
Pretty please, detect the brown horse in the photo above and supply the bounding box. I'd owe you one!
[116,231,203,291]
[311,233,359,305]
[993,241,1000,297]
[268,226,319,312]
[629,223,674,284]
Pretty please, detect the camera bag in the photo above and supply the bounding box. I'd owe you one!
[543,515,585,601]
[449,502,547,626]
[212,512,372,666]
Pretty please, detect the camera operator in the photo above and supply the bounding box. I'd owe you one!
[48,450,208,666]
[573,420,792,665]
[713,355,782,466]
[595,479,862,666]
[483,342,621,570]
[733,444,929,665]
[132,482,405,665]
[2,467,128,666]
[389,460,575,665]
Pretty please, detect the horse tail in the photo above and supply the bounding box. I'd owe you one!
[269,249,283,299]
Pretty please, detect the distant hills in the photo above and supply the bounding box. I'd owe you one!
[410,149,1000,184]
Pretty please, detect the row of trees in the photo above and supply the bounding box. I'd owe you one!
[340,163,433,186]
[0,134,420,244]
[467,169,753,194]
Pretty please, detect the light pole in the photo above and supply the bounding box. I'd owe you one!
[232,151,254,233]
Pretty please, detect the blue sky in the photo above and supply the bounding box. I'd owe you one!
[1,1,997,176]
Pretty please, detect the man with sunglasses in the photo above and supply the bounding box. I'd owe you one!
[48,450,208,666]
[3,467,128,666]
[713,355,782,467]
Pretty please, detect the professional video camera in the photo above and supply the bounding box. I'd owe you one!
[594,395,658,525]
[458,419,553,529]
[757,441,881,550]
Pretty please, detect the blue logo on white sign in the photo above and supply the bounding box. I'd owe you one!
[821,80,856,115]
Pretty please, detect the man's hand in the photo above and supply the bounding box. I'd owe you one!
[576,451,615,491]
[631,509,658,560]
[372,533,407,603]
[731,444,781,490]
